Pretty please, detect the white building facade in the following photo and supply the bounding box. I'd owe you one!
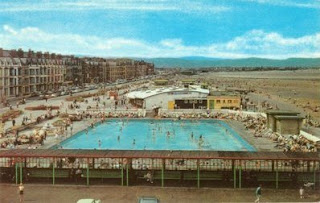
[127,86,209,110]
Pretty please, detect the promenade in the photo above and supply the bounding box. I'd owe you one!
[0,184,319,203]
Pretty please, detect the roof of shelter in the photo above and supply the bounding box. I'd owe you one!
[209,91,240,96]
[0,149,319,160]
[127,86,209,99]
[274,115,304,120]
[266,110,300,115]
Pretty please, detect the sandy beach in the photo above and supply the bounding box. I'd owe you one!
[200,69,320,122]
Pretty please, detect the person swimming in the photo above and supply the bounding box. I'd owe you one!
[98,139,101,148]
[167,131,170,136]
[191,132,194,138]
[133,139,136,145]
[117,135,120,141]
[199,135,204,143]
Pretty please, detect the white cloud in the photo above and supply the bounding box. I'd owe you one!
[242,0,320,9]
[3,25,17,35]
[0,25,319,59]
[0,0,230,13]
[160,39,183,48]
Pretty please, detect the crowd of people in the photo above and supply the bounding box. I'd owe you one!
[1,78,319,153]
[158,110,319,153]
[269,133,317,152]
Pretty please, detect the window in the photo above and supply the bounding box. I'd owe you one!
[223,100,226,103]
[200,159,232,170]
[228,100,232,103]
[216,100,221,104]
[166,159,197,170]
[132,158,162,170]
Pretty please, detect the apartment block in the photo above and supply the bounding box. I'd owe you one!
[0,49,66,100]
[0,48,155,102]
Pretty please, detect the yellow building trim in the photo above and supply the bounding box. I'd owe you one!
[168,101,175,110]
[207,95,240,110]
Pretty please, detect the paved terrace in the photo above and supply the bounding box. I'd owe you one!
[0,184,319,203]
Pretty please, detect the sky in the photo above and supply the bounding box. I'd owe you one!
[0,0,319,59]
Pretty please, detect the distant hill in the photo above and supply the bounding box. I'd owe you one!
[139,57,320,68]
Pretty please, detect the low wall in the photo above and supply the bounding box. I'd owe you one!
[300,130,320,145]
[158,109,266,118]
[86,109,146,117]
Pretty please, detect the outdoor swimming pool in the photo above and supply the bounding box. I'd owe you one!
[58,119,256,151]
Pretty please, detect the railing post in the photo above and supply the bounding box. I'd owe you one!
[15,163,18,185]
[52,158,55,185]
[20,162,22,184]
[238,165,241,189]
[86,158,89,186]
[313,161,316,190]
[233,162,237,188]
[161,159,164,187]
[126,162,129,186]
[197,159,200,188]
[276,161,279,189]
[121,163,124,186]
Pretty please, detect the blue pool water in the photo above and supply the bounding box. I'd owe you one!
[58,119,256,151]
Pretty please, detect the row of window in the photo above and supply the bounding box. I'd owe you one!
[216,99,238,104]
[0,157,318,172]
[183,100,204,104]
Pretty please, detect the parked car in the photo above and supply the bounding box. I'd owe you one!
[39,94,45,99]
[30,92,39,97]
[60,91,67,96]
[76,199,101,203]
[138,197,159,203]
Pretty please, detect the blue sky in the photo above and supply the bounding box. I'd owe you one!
[0,0,319,58]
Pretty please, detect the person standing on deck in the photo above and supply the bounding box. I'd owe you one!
[18,183,24,202]
[299,186,305,199]
[255,184,262,203]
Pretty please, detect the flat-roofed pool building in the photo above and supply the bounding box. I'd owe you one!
[266,111,304,135]
[275,115,304,135]
[153,79,169,86]
[127,86,209,110]
[266,111,300,132]
[207,91,241,110]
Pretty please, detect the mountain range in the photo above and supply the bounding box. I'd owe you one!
[138,57,320,68]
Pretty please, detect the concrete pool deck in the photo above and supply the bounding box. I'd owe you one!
[0,83,282,152]
[2,112,281,152]
[44,118,280,152]
[225,120,282,152]
[56,119,256,151]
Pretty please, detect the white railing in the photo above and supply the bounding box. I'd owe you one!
[158,108,266,118]
[86,108,146,117]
